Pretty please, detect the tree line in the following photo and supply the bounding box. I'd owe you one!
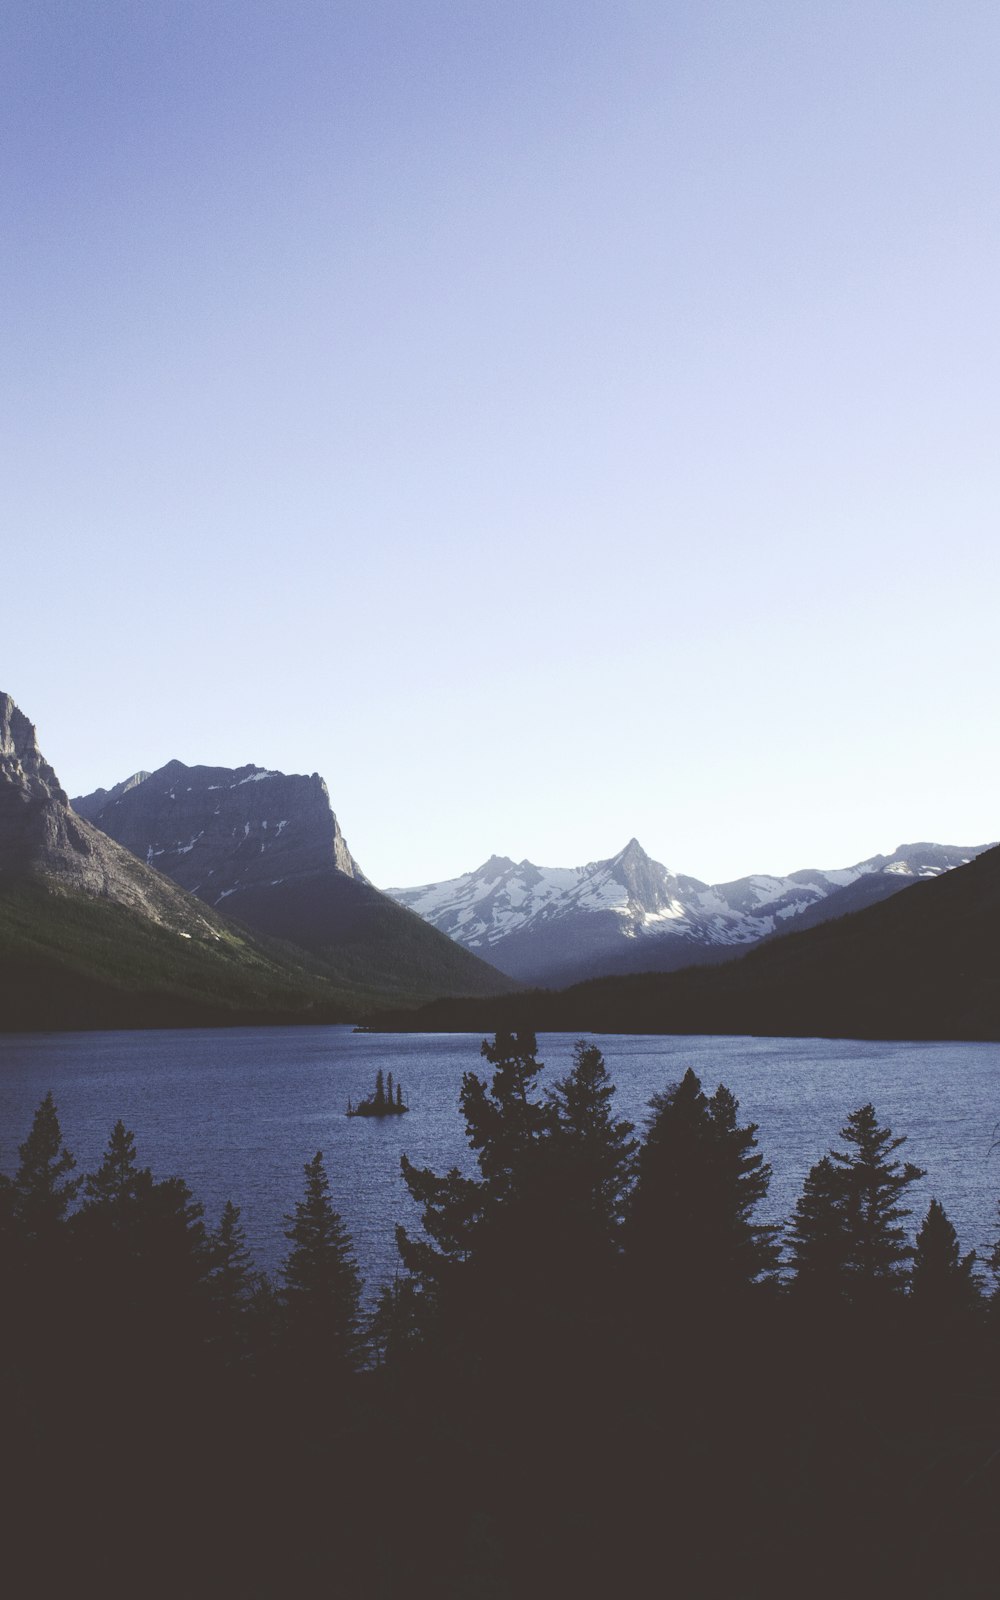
[2,1036,999,1598]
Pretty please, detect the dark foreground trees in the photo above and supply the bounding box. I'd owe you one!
[5,1054,1000,1599]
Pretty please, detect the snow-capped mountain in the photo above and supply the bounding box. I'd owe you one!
[386,838,990,987]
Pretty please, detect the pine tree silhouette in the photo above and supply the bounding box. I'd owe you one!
[282,1150,362,1370]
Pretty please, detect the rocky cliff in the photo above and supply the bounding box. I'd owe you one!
[1,694,220,937]
[73,756,514,999]
[73,760,365,909]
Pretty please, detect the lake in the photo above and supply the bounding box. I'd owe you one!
[1,1026,999,1296]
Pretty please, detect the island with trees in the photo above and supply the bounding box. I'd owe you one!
[346,1067,408,1117]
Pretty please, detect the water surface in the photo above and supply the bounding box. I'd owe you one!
[1,1027,998,1294]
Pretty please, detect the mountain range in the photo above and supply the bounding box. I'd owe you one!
[5,688,998,1040]
[0,693,511,1029]
[387,836,989,987]
[370,840,1000,1042]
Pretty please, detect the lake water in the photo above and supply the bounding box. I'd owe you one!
[1,1027,999,1297]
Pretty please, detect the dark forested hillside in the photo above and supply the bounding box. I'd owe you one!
[0,876,357,1029]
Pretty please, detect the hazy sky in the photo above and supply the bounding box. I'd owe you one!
[3,1,998,888]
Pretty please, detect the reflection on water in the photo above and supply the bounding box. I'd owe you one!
[1,1026,998,1296]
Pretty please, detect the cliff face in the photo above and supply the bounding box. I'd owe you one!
[0,692,73,868]
[73,760,365,909]
[0,695,223,937]
[73,754,514,997]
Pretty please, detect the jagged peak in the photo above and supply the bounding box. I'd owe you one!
[0,693,67,803]
[478,854,517,876]
[1,693,40,760]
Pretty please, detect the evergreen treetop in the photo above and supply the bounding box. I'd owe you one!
[282,1150,362,1367]
[12,1091,79,1242]
[545,1039,638,1245]
[626,1067,779,1300]
[787,1103,924,1302]
[911,1197,980,1313]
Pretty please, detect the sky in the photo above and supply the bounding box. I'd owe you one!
[3,0,999,890]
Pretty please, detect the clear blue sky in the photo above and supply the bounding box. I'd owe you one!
[3,1,998,888]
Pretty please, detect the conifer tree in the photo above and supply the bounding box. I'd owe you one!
[911,1198,980,1313]
[374,1069,386,1110]
[787,1104,924,1302]
[545,1040,638,1251]
[625,1068,779,1308]
[833,1103,924,1298]
[281,1151,362,1370]
[396,1082,404,1109]
[7,1095,78,1344]
[77,1121,209,1339]
[82,1120,150,1218]
[462,1031,554,1191]
[386,1071,394,1108]
[397,1033,553,1333]
[208,1199,259,1351]
[785,1155,852,1296]
[11,1092,79,1246]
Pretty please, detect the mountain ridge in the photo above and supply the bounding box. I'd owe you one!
[73,755,514,1003]
[1,694,514,1027]
[386,835,989,986]
[367,841,1000,1041]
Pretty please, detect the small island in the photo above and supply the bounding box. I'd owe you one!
[347,1067,409,1117]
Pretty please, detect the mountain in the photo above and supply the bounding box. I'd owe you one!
[73,760,513,1005]
[73,759,367,903]
[386,837,989,986]
[0,693,353,1029]
[368,841,1000,1041]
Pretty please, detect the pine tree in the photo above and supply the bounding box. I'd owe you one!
[463,1031,554,1191]
[911,1198,980,1314]
[396,1082,404,1109]
[11,1091,79,1245]
[397,1033,553,1340]
[77,1121,209,1341]
[206,1199,265,1362]
[625,1068,779,1310]
[374,1069,386,1111]
[6,1094,79,1346]
[545,1040,638,1251]
[787,1104,924,1303]
[833,1103,924,1299]
[281,1150,362,1370]
[386,1071,394,1109]
[82,1120,150,1218]
[786,1155,852,1296]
